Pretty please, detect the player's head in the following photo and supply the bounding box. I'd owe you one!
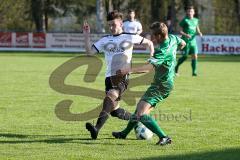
[150,22,168,43]
[186,6,195,19]
[107,10,123,35]
[127,9,135,21]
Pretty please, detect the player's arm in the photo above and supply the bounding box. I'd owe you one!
[122,22,126,32]
[136,23,143,35]
[175,35,186,50]
[117,63,154,75]
[180,29,191,39]
[179,19,191,39]
[136,29,143,35]
[141,38,154,57]
[178,40,186,50]
[196,26,203,37]
[83,21,97,56]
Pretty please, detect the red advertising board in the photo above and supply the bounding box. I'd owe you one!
[32,33,46,48]
[0,32,12,47]
[16,32,29,47]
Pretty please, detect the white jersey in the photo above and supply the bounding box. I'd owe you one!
[123,20,142,34]
[93,33,144,77]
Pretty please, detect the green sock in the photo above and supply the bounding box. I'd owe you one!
[175,56,187,73]
[121,114,138,136]
[140,114,167,138]
[191,59,197,74]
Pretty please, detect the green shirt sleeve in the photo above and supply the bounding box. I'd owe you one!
[175,35,183,45]
[179,18,185,28]
[148,51,165,67]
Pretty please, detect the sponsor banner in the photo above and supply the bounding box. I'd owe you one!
[32,33,46,48]
[16,32,29,47]
[197,35,240,54]
[46,33,83,49]
[0,32,239,54]
[133,44,149,53]
[0,32,12,47]
[46,33,107,49]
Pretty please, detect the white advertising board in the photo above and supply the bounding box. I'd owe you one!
[0,32,239,54]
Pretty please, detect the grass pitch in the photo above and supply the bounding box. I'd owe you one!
[0,53,239,160]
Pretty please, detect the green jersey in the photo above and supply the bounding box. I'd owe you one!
[179,17,199,42]
[148,34,183,87]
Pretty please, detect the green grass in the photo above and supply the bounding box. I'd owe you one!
[0,53,240,160]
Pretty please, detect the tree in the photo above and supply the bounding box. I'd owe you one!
[105,0,113,13]
[96,0,106,33]
[31,0,44,32]
[235,0,240,22]
[0,0,32,31]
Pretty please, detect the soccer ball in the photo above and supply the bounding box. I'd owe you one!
[134,123,153,140]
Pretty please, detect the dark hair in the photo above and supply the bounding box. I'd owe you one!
[128,9,135,14]
[107,10,123,21]
[150,22,168,37]
[185,5,194,11]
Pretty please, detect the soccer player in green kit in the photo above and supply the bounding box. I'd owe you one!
[175,5,202,76]
[112,22,186,145]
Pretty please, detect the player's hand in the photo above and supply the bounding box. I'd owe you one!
[186,34,191,39]
[116,68,130,76]
[83,20,90,34]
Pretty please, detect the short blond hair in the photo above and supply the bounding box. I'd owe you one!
[150,22,168,37]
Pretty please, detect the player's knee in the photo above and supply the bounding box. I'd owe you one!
[106,90,119,100]
[191,54,197,59]
[136,109,145,117]
[102,96,117,112]
[105,94,115,102]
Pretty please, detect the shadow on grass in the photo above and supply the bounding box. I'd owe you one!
[127,147,240,160]
[0,138,92,144]
[0,138,133,146]
[0,133,136,145]
[0,133,28,138]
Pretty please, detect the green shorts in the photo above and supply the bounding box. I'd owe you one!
[183,40,198,55]
[141,83,173,107]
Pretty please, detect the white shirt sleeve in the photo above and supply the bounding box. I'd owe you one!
[136,22,142,32]
[130,34,144,44]
[123,22,127,32]
[93,37,105,53]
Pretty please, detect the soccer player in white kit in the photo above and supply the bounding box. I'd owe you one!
[123,9,143,35]
[83,10,154,139]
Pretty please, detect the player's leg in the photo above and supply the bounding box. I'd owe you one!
[175,43,189,75]
[113,100,171,145]
[96,89,119,129]
[137,85,172,145]
[112,86,156,139]
[191,44,198,76]
[109,75,131,120]
[112,101,146,139]
[136,101,168,142]
[86,89,119,139]
[86,76,132,139]
[191,54,197,76]
[113,85,172,145]
[119,100,154,135]
[110,103,131,120]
